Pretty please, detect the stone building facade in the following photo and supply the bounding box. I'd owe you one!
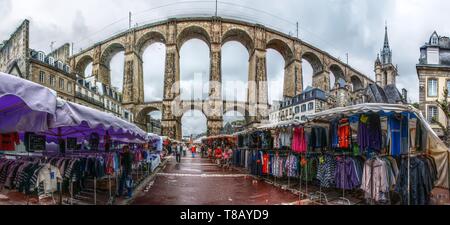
[417,31,450,136]
[0,20,133,123]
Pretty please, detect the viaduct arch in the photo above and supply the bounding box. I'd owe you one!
[70,17,374,140]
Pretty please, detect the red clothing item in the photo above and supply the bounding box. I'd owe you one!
[338,119,350,149]
[262,153,269,174]
[214,148,223,159]
[0,132,20,151]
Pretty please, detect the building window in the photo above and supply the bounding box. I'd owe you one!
[428,79,438,97]
[301,104,306,112]
[48,57,55,66]
[308,102,314,111]
[38,52,45,62]
[39,71,45,84]
[67,81,72,93]
[57,61,64,70]
[428,106,438,123]
[59,78,65,90]
[447,80,450,95]
[49,75,56,87]
[295,106,300,114]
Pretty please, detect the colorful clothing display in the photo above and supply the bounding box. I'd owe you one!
[292,127,307,153]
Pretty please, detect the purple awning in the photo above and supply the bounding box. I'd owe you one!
[45,100,147,143]
[0,72,57,133]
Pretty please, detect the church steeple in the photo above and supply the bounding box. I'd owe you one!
[375,23,397,88]
[381,24,392,65]
[383,25,390,49]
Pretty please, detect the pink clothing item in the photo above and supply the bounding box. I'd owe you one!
[292,127,307,153]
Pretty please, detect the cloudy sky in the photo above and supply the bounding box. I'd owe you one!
[1,0,450,135]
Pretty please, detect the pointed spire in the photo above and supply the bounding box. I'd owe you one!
[383,22,390,49]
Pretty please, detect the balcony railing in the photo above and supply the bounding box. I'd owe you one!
[75,92,104,108]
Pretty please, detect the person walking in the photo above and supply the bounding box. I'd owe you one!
[175,144,182,163]
[118,145,134,199]
[182,144,187,157]
[191,145,197,158]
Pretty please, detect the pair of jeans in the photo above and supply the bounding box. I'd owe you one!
[176,154,181,163]
[118,170,132,198]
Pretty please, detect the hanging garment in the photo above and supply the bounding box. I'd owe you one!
[262,153,269,175]
[0,132,20,151]
[360,158,389,202]
[388,114,402,156]
[292,127,307,153]
[280,129,292,148]
[309,127,328,151]
[330,120,339,149]
[36,163,62,195]
[396,156,437,205]
[272,130,280,149]
[415,119,427,152]
[334,157,361,190]
[316,155,336,188]
[285,154,299,177]
[338,118,351,149]
[358,114,382,152]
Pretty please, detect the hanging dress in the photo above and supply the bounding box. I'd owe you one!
[292,127,307,153]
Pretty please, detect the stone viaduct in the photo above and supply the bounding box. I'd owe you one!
[69,17,374,140]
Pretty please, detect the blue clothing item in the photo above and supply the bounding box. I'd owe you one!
[400,115,409,155]
[331,121,339,149]
[388,115,402,156]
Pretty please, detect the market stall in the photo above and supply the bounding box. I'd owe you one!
[1,73,162,205]
[223,103,449,205]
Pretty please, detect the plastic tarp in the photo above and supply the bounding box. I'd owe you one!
[44,99,147,143]
[307,103,450,188]
[0,72,57,133]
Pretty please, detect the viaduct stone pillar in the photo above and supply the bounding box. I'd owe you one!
[313,69,330,92]
[206,22,224,136]
[122,51,144,105]
[248,48,269,125]
[92,45,111,86]
[283,59,303,98]
[161,21,182,140]
[247,26,270,125]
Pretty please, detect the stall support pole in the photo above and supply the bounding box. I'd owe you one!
[108,175,111,202]
[407,114,411,206]
[94,177,97,205]
[70,180,73,205]
[59,182,62,205]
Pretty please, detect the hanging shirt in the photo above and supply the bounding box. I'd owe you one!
[0,132,20,151]
[36,163,62,195]
[338,119,351,149]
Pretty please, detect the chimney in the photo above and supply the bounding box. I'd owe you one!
[402,88,408,103]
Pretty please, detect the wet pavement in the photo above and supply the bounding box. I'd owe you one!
[132,154,300,205]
